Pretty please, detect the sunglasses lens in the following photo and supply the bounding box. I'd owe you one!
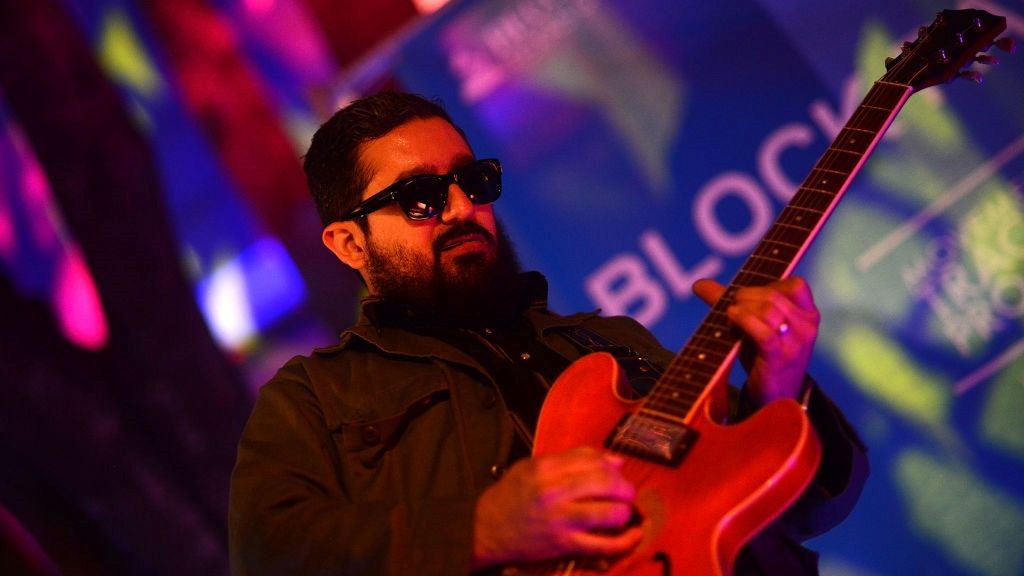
[389,160,502,220]
[458,161,502,204]
[396,177,447,220]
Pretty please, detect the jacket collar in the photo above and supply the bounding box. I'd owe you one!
[313,272,598,367]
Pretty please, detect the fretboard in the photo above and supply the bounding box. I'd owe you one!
[638,80,913,424]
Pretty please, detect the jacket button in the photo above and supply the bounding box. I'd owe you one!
[490,464,506,479]
[361,425,381,446]
[481,389,497,409]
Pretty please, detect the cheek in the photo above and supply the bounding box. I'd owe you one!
[368,217,435,258]
[474,208,498,235]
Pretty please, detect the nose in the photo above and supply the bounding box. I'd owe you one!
[439,182,475,223]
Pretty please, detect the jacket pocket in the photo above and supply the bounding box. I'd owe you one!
[337,388,450,470]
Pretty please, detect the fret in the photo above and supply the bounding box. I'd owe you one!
[653,378,707,400]
[747,251,790,267]
[684,342,732,363]
[732,271,778,289]
[674,352,724,372]
[812,166,851,175]
[635,406,689,426]
[778,205,824,226]
[779,204,820,221]
[650,386,702,404]
[776,208,818,224]
[737,255,782,278]
[847,104,892,133]
[801,169,847,193]
[792,188,837,211]
[681,348,730,366]
[658,364,712,383]
[831,127,875,154]
[817,148,862,174]
[692,328,742,349]
[771,220,815,234]
[752,245,797,265]
[645,395,696,414]
[874,80,911,89]
[741,254,788,279]
[692,323,738,344]
[756,238,799,254]
[765,224,812,247]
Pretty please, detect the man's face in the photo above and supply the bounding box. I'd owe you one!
[355,116,518,319]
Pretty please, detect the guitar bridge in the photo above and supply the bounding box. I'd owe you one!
[605,412,697,466]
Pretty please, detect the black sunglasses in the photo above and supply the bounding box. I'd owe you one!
[342,158,502,221]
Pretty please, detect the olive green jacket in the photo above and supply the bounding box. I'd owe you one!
[229,276,867,575]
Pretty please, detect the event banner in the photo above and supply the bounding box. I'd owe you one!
[384,0,1024,574]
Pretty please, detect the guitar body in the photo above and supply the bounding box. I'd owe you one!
[533,352,822,576]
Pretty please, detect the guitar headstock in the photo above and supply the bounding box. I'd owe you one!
[884,9,1014,91]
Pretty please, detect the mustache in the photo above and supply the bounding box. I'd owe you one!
[434,221,496,252]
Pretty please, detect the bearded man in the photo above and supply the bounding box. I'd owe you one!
[228,92,867,575]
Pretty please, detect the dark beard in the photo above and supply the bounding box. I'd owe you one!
[366,220,524,328]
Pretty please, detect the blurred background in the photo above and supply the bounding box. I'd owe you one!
[0,0,1021,574]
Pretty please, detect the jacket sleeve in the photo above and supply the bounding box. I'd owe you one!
[228,365,479,576]
[772,379,869,539]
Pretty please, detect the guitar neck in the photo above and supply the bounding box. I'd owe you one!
[641,80,914,423]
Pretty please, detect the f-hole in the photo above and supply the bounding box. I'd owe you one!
[652,551,671,575]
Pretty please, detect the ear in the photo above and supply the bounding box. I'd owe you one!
[322,221,369,272]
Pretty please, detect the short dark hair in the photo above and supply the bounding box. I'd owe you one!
[303,92,467,227]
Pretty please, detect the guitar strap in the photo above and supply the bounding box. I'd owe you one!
[554,326,663,398]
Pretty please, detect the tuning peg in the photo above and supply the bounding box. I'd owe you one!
[995,37,1017,54]
[974,54,999,66]
[958,70,984,84]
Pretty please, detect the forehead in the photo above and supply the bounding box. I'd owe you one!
[358,117,473,192]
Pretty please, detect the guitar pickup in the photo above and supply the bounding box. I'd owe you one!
[605,412,698,466]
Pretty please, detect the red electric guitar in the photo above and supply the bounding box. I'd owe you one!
[530,9,1012,576]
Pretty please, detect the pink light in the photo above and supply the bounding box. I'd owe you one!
[0,187,13,261]
[243,0,276,16]
[412,0,451,15]
[52,248,109,351]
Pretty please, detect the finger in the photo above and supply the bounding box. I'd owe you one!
[729,284,817,335]
[562,501,635,531]
[557,467,636,503]
[725,305,779,348]
[691,278,726,307]
[528,462,635,509]
[774,277,817,313]
[567,526,644,557]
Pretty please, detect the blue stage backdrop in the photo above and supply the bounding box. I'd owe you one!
[379,1,1024,575]
[0,0,1021,574]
